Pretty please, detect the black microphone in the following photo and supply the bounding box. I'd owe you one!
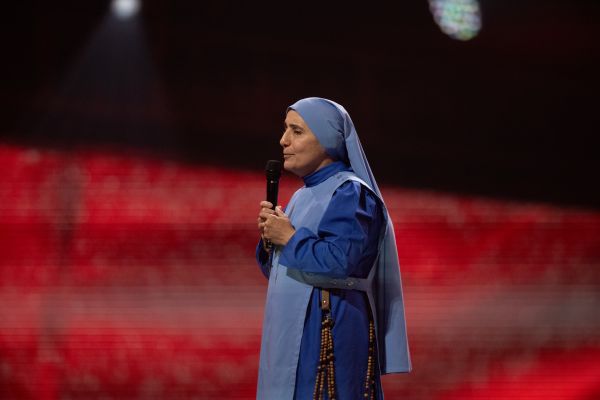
[265,160,281,250]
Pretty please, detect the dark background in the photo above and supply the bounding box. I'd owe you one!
[2,0,599,207]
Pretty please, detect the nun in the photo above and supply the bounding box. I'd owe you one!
[256,97,411,399]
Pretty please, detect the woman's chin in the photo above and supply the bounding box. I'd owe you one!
[283,161,296,174]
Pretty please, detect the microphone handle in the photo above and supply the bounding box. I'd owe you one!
[266,179,279,210]
[265,178,279,250]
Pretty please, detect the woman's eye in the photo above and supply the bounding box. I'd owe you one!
[293,130,302,135]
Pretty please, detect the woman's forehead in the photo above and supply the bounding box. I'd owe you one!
[285,110,307,126]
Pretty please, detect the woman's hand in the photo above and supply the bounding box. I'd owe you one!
[257,201,295,247]
[257,201,275,250]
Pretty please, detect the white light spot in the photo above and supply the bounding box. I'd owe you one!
[111,0,141,19]
[429,0,482,41]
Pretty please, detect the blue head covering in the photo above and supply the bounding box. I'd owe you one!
[288,97,411,373]
[288,97,381,197]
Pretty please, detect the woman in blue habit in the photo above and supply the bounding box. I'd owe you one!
[256,97,411,399]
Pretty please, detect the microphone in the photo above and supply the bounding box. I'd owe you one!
[264,160,281,250]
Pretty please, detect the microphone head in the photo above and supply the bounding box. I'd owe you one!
[265,160,281,180]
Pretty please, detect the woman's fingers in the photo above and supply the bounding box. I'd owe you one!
[257,202,292,245]
[259,201,273,209]
[258,201,276,218]
[261,210,295,246]
[259,208,276,220]
[257,201,276,232]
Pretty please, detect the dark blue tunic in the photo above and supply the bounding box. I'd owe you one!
[257,161,385,399]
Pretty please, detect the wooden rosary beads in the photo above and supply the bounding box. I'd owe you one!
[363,319,376,399]
[313,289,337,400]
[313,289,377,400]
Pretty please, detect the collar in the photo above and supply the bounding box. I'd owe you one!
[302,161,350,188]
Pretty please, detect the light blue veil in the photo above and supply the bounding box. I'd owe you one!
[288,97,411,373]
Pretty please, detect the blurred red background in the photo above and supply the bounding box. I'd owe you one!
[1,144,598,399]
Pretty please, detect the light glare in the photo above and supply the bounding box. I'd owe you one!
[429,0,482,41]
[112,0,141,19]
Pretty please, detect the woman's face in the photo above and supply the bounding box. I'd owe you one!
[280,110,333,177]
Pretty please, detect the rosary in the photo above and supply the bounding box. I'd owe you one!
[313,289,377,400]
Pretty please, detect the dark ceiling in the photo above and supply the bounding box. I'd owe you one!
[2,0,599,208]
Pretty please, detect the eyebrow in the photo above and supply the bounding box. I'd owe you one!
[285,123,304,131]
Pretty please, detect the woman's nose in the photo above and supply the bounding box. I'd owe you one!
[280,131,290,147]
